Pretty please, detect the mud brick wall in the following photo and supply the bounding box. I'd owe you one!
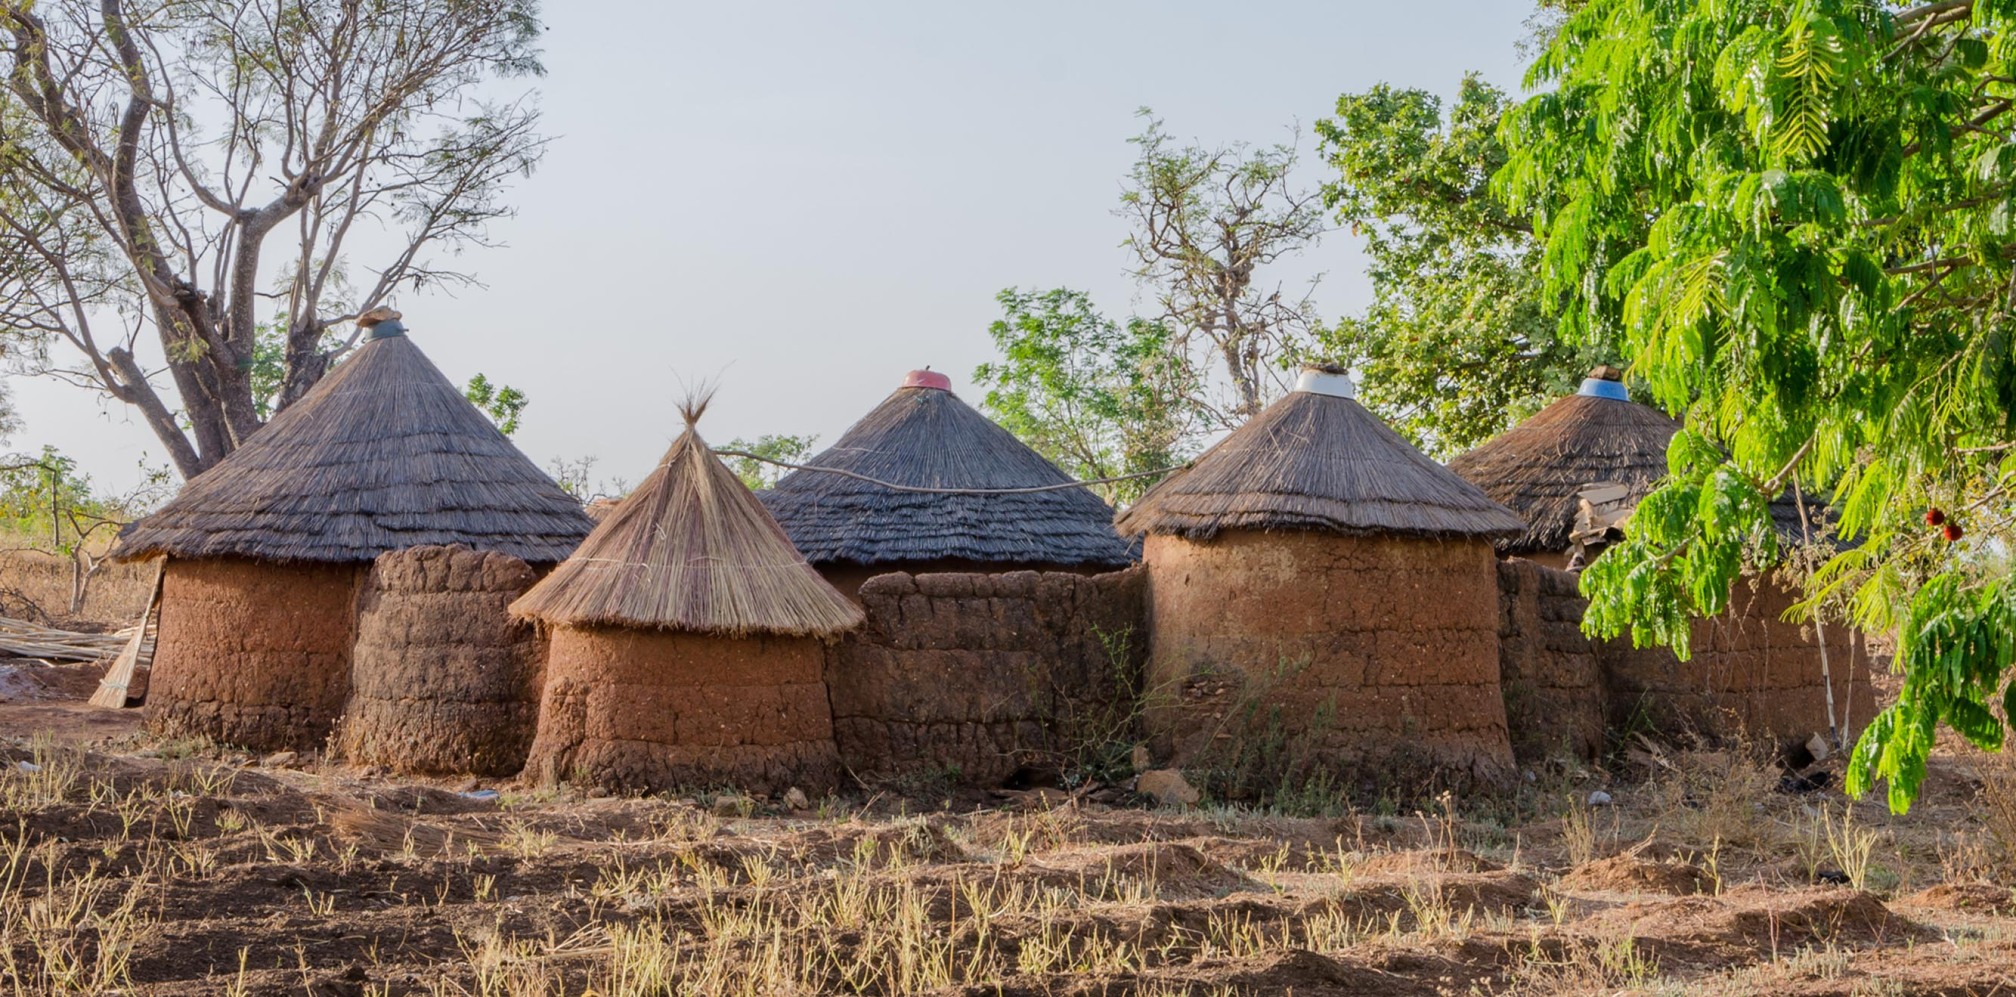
[827,567,1147,787]
[146,557,362,752]
[1605,573,1876,746]
[1141,531,1515,786]
[339,546,548,777]
[1495,558,1877,752]
[1497,558,1607,763]
[0,549,158,627]
[528,627,840,795]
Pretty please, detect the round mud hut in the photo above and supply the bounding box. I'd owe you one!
[112,312,593,754]
[759,369,1135,594]
[1117,365,1528,790]
[510,401,864,795]
[1449,367,1872,754]
[341,545,549,776]
[757,369,1145,786]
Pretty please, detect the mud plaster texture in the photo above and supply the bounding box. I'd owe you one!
[526,627,840,795]
[817,559,1115,602]
[1604,572,1876,747]
[1495,558,1875,754]
[1497,558,1608,763]
[145,557,362,752]
[826,568,1147,786]
[0,549,157,627]
[1140,531,1515,786]
[338,546,548,777]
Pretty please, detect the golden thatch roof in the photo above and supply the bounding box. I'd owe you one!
[511,402,863,637]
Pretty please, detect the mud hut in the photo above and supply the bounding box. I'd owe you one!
[112,314,593,753]
[1450,367,1872,755]
[339,545,548,776]
[511,401,864,795]
[1117,365,1527,788]
[759,369,1134,594]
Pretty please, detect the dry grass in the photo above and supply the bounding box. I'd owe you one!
[2,722,2014,995]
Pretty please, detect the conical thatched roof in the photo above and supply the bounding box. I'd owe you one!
[1116,367,1526,540]
[758,371,1134,569]
[114,321,592,563]
[510,404,863,637]
[1447,369,1681,556]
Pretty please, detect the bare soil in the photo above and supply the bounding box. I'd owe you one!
[3,663,2016,995]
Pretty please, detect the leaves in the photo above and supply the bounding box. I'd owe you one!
[1504,0,2016,811]
[973,289,1200,504]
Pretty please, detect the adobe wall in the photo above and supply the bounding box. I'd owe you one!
[339,546,548,777]
[826,567,1147,786]
[1494,558,1876,752]
[1141,531,1514,787]
[1605,572,1876,746]
[526,626,839,795]
[145,557,362,752]
[1496,558,1607,762]
[0,549,158,628]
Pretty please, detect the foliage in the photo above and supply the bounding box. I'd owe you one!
[721,434,819,492]
[1498,0,2016,811]
[1314,74,1614,457]
[973,288,1200,503]
[463,375,530,437]
[0,0,547,478]
[1119,111,1327,422]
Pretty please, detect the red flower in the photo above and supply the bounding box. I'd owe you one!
[1926,508,1946,526]
[1944,522,1964,543]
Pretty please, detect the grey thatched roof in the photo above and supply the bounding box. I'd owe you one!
[758,381,1135,569]
[114,330,592,564]
[1449,372,1844,554]
[511,413,863,637]
[1115,372,1526,540]
[1446,376,1683,556]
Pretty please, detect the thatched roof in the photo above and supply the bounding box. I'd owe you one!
[510,405,863,637]
[1115,367,1526,540]
[1446,370,1682,556]
[758,373,1134,569]
[114,323,592,564]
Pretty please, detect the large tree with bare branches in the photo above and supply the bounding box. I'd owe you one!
[1119,112,1326,423]
[0,0,545,478]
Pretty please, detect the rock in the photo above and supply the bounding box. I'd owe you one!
[1130,744,1152,774]
[1806,733,1833,764]
[711,794,746,817]
[456,778,481,793]
[261,751,299,769]
[1587,790,1613,807]
[587,786,611,799]
[782,787,811,810]
[1136,769,1200,808]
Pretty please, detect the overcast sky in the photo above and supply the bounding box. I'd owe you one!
[6,1,1535,492]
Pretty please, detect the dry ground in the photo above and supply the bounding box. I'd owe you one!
[4,661,2016,995]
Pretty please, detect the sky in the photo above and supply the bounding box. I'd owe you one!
[4,0,1537,493]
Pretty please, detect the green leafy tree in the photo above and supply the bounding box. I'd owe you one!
[463,374,529,437]
[721,434,818,491]
[1499,0,2016,811]
[0,446,169,616]
[1315,74,1613,456]
[973,288,1201,504]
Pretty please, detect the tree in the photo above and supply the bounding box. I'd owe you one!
[1314,74,1613,457]
[0,445,169,617]
[972,288,1200,504]
[0,0,546,479]
[463,374,529,437]
[1120,112,1327,422]
[722,434,818,492]
[1499,0,2016,811]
